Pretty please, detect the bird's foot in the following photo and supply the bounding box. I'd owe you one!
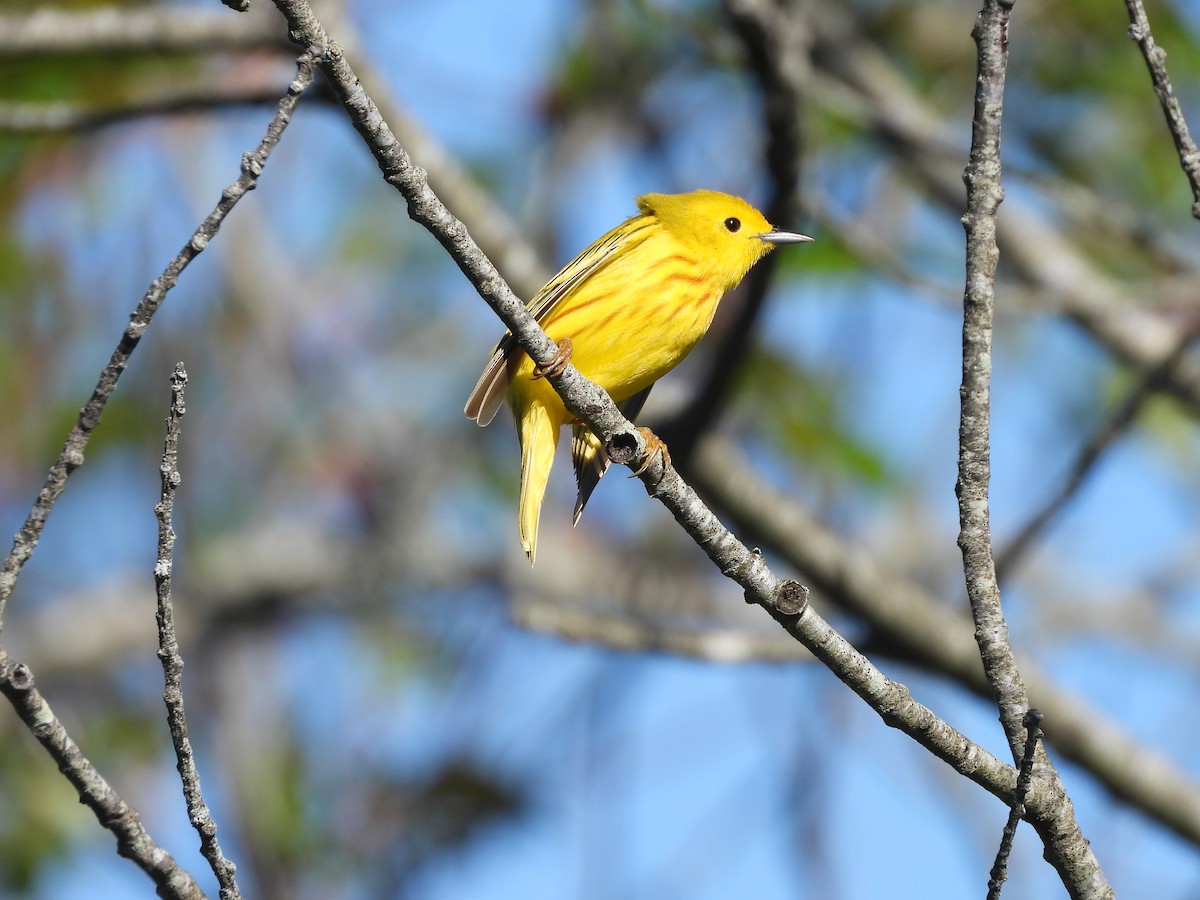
[629,427,671,478]
[532,338,573,380]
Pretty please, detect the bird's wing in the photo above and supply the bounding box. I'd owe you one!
[571,385,654,525]
[464,215,656,426]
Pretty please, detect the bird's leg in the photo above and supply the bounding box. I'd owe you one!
[532,338,573,380]
[629,427,671,477]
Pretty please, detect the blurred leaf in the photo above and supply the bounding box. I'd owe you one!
[735,344,893,488]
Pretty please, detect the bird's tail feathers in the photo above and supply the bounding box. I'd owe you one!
[517,401,560,566]
[571,385,654,525]
[571,426,608,525]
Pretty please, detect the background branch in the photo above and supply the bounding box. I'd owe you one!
[0,7,286,57]
[998,313,1200,578]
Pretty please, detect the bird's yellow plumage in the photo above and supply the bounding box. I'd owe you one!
[465,189,811,564]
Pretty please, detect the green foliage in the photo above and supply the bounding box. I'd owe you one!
[736,344,892,489]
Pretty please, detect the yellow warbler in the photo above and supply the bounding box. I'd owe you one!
[465,189,812,564]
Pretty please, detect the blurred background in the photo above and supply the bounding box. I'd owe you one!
[3,0,1200,897]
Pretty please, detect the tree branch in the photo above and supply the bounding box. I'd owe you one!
[155,365,241,900]
[959,2,1111,895]
[659,0,810,465]
[807,8,1200,418]
[959,0,1025,758]
[0,83,315,134]
[0,647,206,900]
[0,7,286,57]
[988,710,1044,900]
[997,312,1200,578]
[1124,0,1200,218]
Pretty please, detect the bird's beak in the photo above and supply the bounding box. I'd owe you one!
[759,228,814,245]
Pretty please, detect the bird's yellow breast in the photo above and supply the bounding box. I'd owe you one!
[509,229,725,413]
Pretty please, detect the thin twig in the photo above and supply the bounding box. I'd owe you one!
[0,52,317,633]
[155,365,241,900]
[0,647,206,899]
[268,0,1035,812]
[1124,0,1200,218]
[998,313,1200,578]
[987,710,1045,900]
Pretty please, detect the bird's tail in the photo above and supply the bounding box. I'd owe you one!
[517,399,560,566]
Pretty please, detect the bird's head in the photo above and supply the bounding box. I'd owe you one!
[636,189,812,289]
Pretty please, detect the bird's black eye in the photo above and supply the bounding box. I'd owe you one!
[724,217,741,233]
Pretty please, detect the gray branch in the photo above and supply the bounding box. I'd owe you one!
[155,365,241,899]
[997,313,1200,578]
[0,84,301,134]
[807,7,1200,417]
[959,1,1111,896]
[1124,0,1200,217]
[0,647,206,899]
[959,0,1026,759]
[0,6,285,57]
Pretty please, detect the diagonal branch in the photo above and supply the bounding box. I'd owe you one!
[688,434,1200,848]
[1124,0,1200,217]
[997,313,1200,578]
[0,52,317,633]
[0,647,206,900]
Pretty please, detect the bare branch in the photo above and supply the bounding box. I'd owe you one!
[347,53,550,301]
[0,52,317,632]
[0,647,206,900]
[959,0,1026,754]
[988,710,1045,900]
[960,3,1110,895]
[807,9,1200,418]
[513,598,813,663]
[0,7,285,57]
[1124,0,1200,217]
[155,365,241,900]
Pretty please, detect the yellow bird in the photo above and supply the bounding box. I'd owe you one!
[465,189,812,564]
